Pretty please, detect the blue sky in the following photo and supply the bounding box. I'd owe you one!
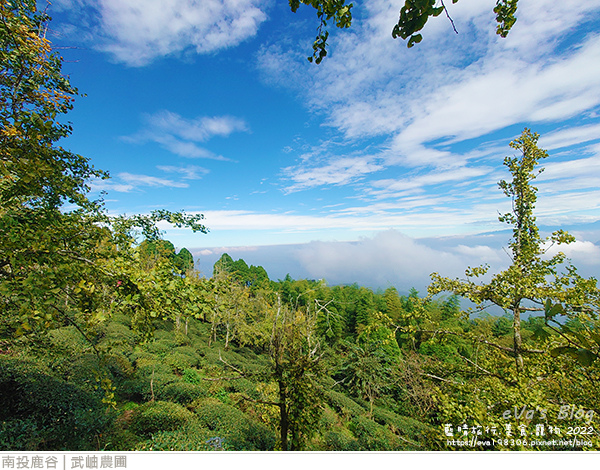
[48,0,600,288]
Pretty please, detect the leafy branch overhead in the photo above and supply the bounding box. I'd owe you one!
[288,0,353,64]
[292,0,520,61]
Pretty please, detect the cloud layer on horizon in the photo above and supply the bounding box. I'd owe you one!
[192,228,600,293]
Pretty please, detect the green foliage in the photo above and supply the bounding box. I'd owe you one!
[138,240,194,274]
[494,0,519,37]
[288,0,353,63]
[159,382,208,405]
[492,314,513,337]
[212,253,270,289]
[348,416,399,451]
[320,427,360,451]
[370,405,434,449]
[128,401,195,437]
[0,357,112,451]
[392,0,446,47]
[325,389,369,418]
[429,129,584,374]
[164,352,197,374]
[193,398,277,450]
[338,341,393,415]
[290,0,518,62]
[174,248,194,273]
[133,422,211,451]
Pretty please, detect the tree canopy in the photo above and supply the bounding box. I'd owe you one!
[0,0,207,392]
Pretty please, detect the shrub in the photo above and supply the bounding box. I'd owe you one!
[174,346,200,361]
[371,406,432,450]
[48,326,89,355]
[158,382,208,404]
[318,407,339,430]
[182,368,203,384]
[134,422,212,451]
[98,322,137,349]
[145,340,176,356]
[225,378,260,399]
[62,353,101,389]
[129,401,195,437]
[0,358,112,451]
[321,429,360,451]
[348,416,399,451]
[165,352,196,374]
[173,331,191,346]
[325,390,368,419]
[193,398,276,450]
[111,314,133,327]
[118,371,177,402]
[134,357,173,377]
[104,353,134,378]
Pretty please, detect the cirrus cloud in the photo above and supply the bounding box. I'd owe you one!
[124,110,249,160]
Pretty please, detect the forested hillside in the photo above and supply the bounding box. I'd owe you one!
[1,0,599,452]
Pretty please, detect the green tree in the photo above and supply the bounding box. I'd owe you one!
[213,253,235,276]
[138,240,194,274]
[383,287,404,323]
[1,0,105,210]
[0,0,207,380]
[412,129,600,449]
[339,342,391,417]
[138,240,176,269]
[429,129,580,374]
[174,247,194,273]
[225,288,325,451]
[265,300,323,450]
[1,0,111,343]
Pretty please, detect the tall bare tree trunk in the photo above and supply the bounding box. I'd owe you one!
[278,378,289,451]
[513,302,524,374]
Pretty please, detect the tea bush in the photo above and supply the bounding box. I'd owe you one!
[0,358,112,451]
[348,416,399,451]
[129,401,195,437]
[193,398,276,450]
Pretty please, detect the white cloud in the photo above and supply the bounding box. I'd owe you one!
[70,0,268,66]
[368,166,493,197]
[125,110,248,160]
[146,111,248,142]
[188,227,599,291]
[283,155,384,192]
[187,205,505,239]
[260,0,600,170]
[118,172,189,189]
[543,239,600,266]
[156,164,210,180]
[454,244,503,263]
[541,155,600,183]
[390,34,600,158]
[91,172,189,193]
[540,124,600,150]
[291,231,469,290]
[189,229,512,291]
